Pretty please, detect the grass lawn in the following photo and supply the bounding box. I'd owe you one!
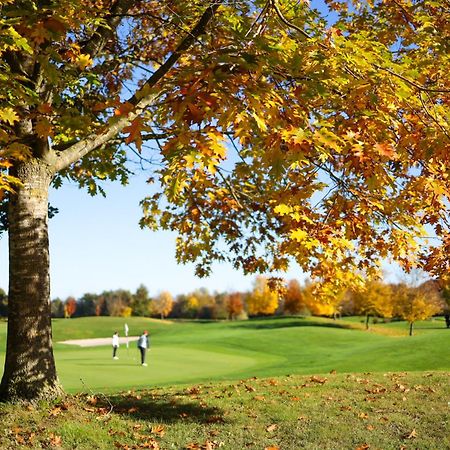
[0,371,448,449]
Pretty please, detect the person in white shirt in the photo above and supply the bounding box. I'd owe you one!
[112,331,119,359]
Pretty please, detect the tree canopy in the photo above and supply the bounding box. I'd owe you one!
[0,0,449,401]
[0,0,448,292]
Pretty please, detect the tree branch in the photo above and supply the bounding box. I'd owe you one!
[80,0,136,58]
[55,2,222,172]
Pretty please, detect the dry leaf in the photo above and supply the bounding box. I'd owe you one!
[310,375,327,384]
[150,425,165,437]
[266,424,278,433]
[49,406,62,416]
[355,444,370,450]
[49,433,62,447]
[403,429,417,439]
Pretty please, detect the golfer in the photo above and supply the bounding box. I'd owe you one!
[112,331,119,359]
[137,330,150,366]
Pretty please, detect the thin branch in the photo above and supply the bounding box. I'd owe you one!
[373,64,450,94]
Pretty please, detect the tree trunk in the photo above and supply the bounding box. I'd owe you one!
[365,314,370,330]
[409,322,414,336]
[0,161,63,402]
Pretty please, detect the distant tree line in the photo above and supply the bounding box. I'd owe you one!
[0,276,448,335]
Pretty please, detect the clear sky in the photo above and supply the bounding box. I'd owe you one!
[0,169,306,299]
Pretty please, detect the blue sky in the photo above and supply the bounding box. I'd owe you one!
[0,165,405,300]
[0,169,306,299]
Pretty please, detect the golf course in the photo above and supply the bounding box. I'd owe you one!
[1,315,447,393]
[0,315,449,449]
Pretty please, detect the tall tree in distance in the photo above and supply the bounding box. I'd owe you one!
[225,292,244,320]
[352,280,394,329]
[132,284,151,317]
[153,291,174,319]
[63,297,77,318]
[0,0,448,401]
[283,279,305,315]
[247,276,279,316]
[393,284,444,336]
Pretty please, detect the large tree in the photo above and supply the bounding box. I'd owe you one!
[0,0,448,401]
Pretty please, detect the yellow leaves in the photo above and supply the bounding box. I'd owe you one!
[0,107,19,125]
[76,53,94,70]
[374,143,398,160]
[290,228,308,242]
[206,131,226,159]
[247,276,279,315]
[251,111,268,132]
[0,142,32,161]
[274,204,292,216]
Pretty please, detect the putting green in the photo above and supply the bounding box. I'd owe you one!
[54,343,275,393]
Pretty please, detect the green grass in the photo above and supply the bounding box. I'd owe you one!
[0,371,448,449]
[1,315,449,393]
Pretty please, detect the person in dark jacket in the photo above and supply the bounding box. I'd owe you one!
[137,330,150,366]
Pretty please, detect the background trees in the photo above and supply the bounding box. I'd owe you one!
[351,281,394,329]
[225,292,244,320]
[0,288,7,317]
[131,285,151,317]
[283,279,305,315]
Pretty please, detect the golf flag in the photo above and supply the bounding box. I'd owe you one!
[124,323,129,349]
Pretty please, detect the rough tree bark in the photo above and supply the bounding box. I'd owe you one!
[0,160,63,402]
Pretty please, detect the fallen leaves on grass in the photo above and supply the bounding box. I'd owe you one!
[49,433,63,447]
[206,416,225,424]
[309,375,327,384]
[150,425,165,437]
[187,386,201,396]
[185,440,224,449]
[403,429,417,440]
[266,424,278,433]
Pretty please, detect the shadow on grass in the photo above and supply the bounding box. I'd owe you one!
[107,391,225,424]
[234,317,354,331]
